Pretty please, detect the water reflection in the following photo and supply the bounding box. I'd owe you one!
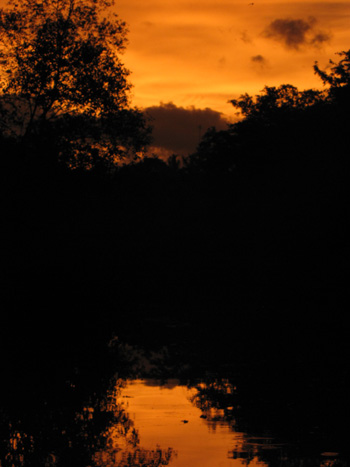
[110,379,286,467]
[92,380,175,466]
[1,364,348,467]
[189,379,239,429]
[1,374,348,467]
[0,378,175,467]
[111,379,242,467]
[104,378,348,467]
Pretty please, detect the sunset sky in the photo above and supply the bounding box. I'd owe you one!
[1,0,350,154]
[113,0,350,154]
[116,0,350,112]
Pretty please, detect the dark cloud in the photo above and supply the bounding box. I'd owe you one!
[240,30,252,44]
[144,102,229,156]
[310,31,331,47]
[251,54,267,65]
[263,17,331,50]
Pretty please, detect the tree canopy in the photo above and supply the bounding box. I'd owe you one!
[229,84,326,120]
[314,50,350,107]
[186,49,350,174]
[0,0,151,169]
[314,50,350,90]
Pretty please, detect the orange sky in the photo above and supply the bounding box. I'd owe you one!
[115,0,350,119]
[1,0,349,154]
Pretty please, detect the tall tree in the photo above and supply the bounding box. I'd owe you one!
[0,0,151,169]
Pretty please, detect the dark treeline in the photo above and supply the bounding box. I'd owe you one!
[2,52,349,377]
[0,0,349,430]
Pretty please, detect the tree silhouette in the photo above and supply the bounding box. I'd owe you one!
[314,50,350,133]
[229,84,326,119]
[0,0,151,169]
[314,50,350,94]
[185,75,340,175]
[186,49,350,175]
[1,376,176,467]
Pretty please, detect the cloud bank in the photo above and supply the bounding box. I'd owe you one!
[144,102,229,156]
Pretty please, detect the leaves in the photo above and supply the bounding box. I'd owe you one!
[0,0,150,168]
[229,84,326,120]
[314,50,350,88]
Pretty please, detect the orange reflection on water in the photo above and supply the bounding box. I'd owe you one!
[111,379,266,467]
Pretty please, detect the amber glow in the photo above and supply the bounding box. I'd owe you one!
[115,0,350,118]
[97,379,270,467]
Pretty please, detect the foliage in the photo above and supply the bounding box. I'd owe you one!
[229,84,326,120]
[0,0,151,169]
[314,50,350,89]
[314,49,350,106]
[185,49,350,174]
[183,127,237,174]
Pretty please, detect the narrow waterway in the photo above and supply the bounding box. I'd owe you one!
[108,379,279,467]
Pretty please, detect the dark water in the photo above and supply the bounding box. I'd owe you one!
[0,311,349,467]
